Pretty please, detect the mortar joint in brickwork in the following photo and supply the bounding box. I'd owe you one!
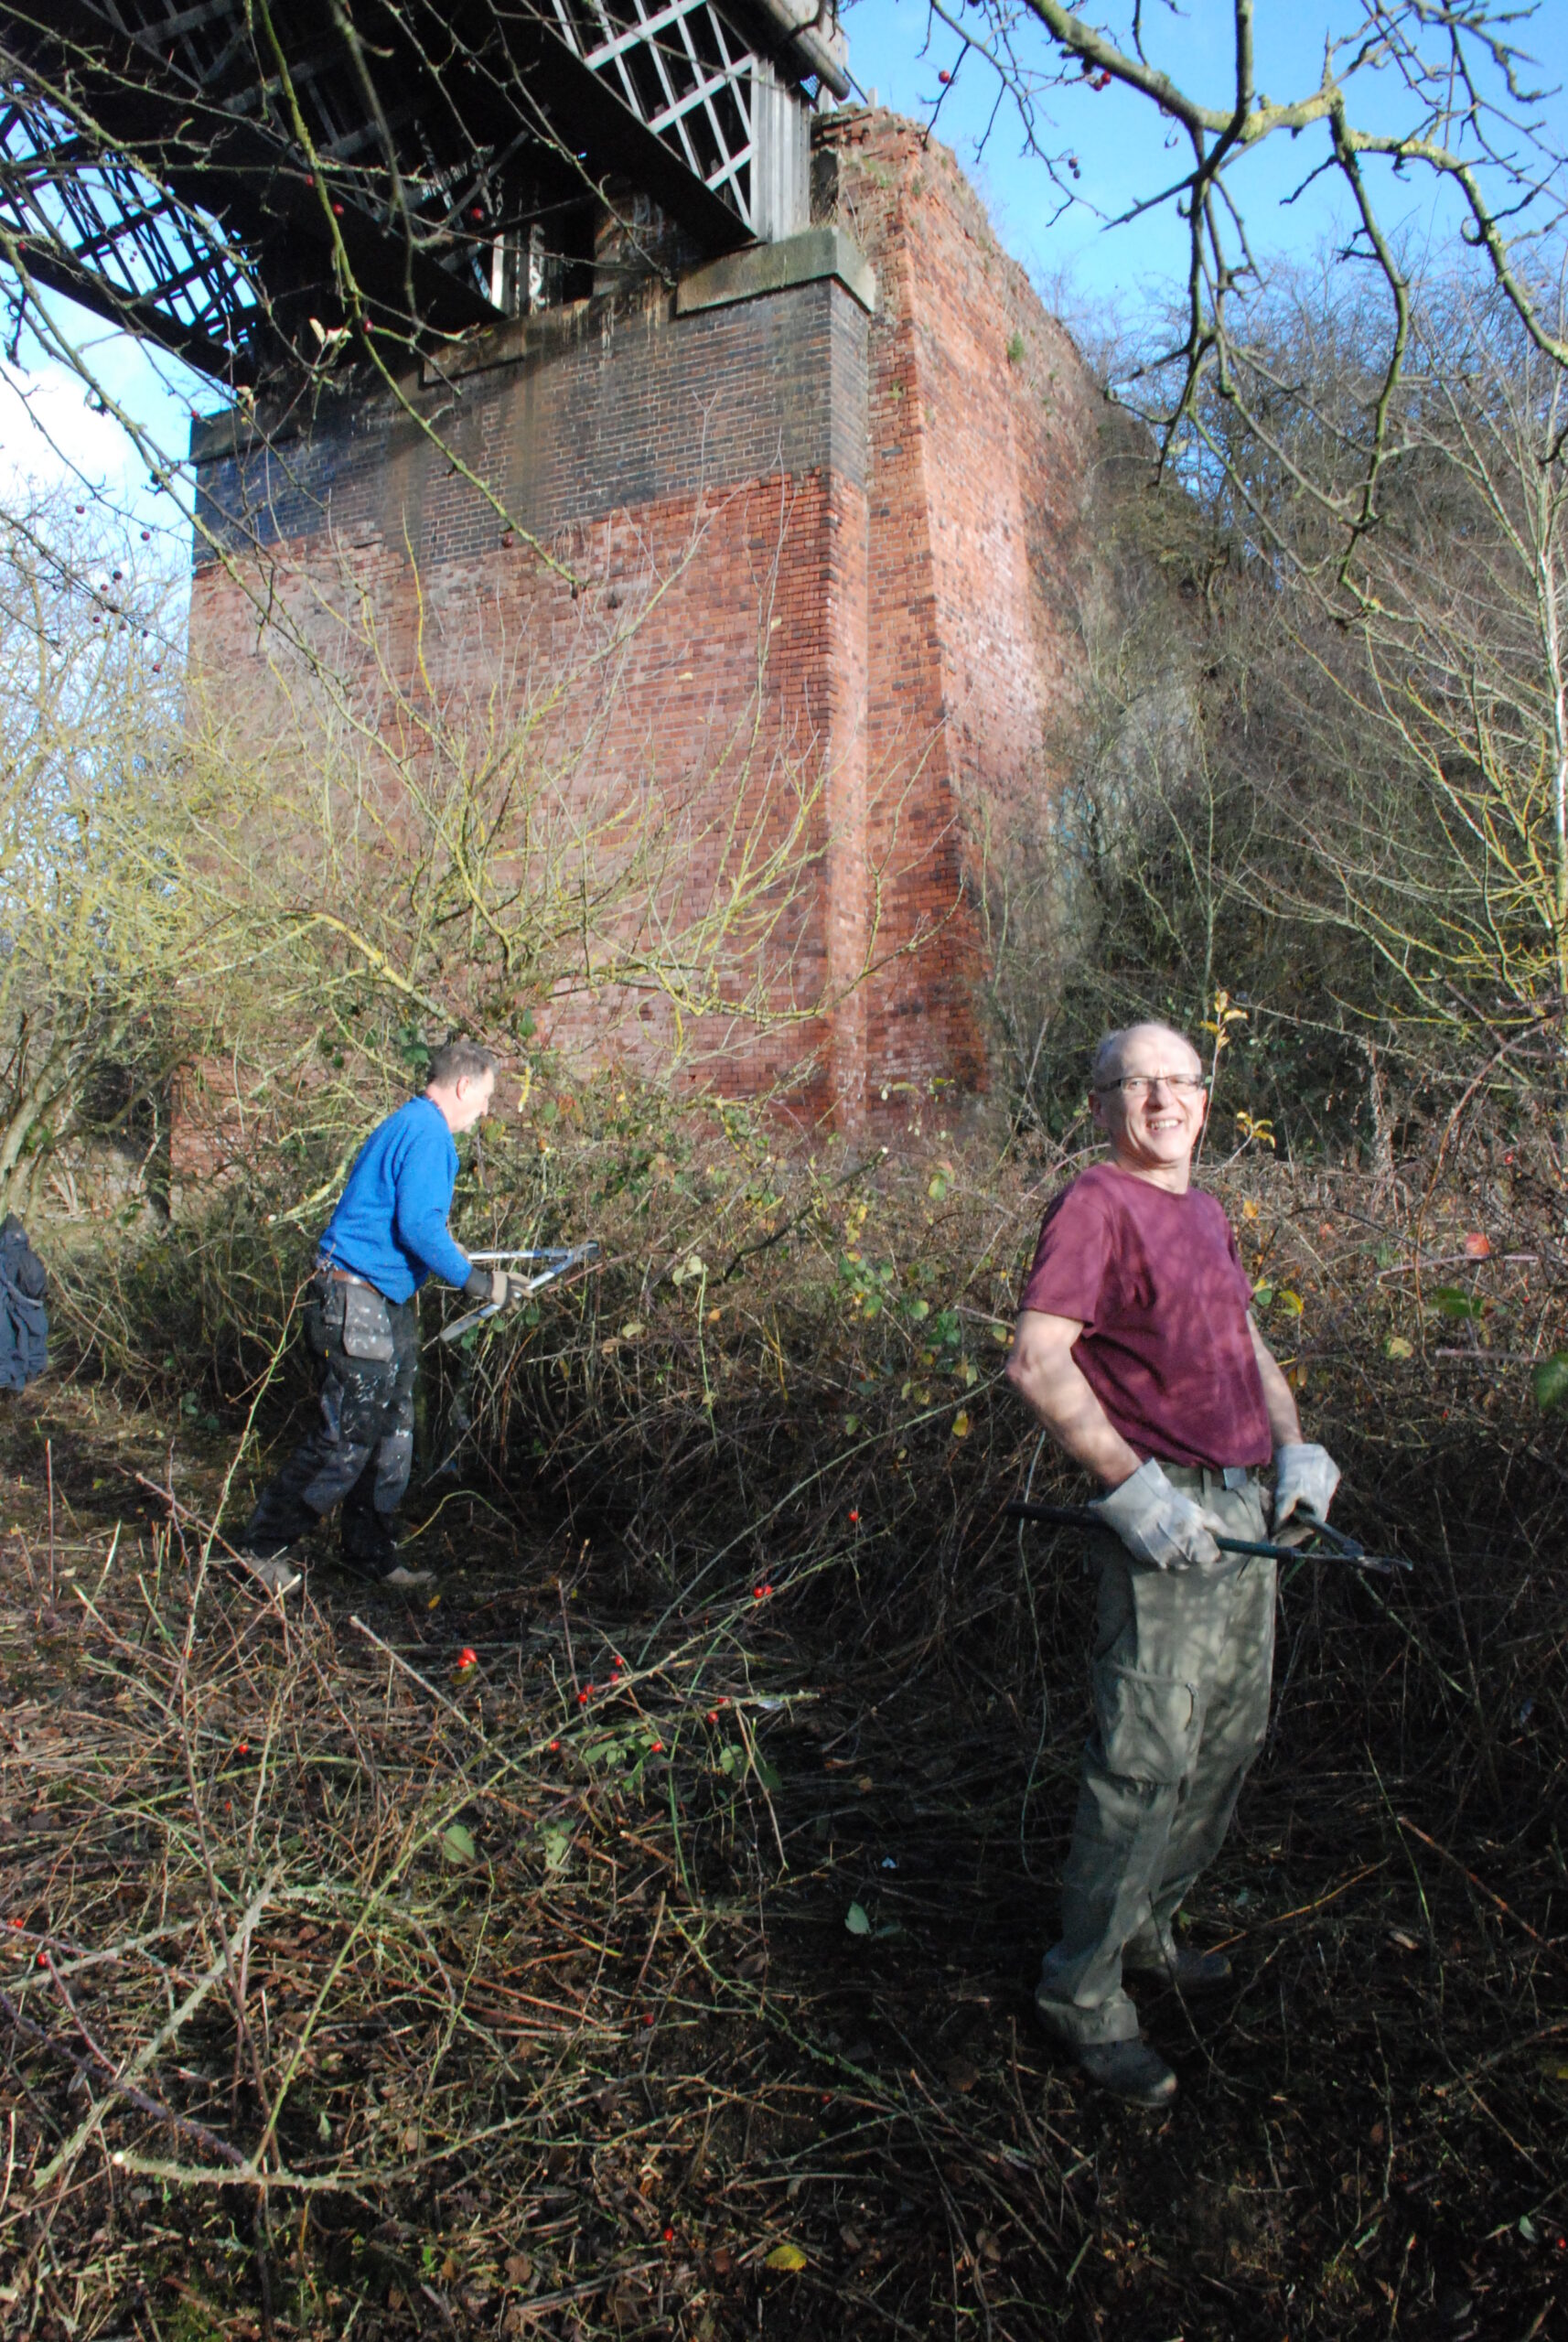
[188,113,1115,1126]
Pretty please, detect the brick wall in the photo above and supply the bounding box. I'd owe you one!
[814,113,1115,1113]
[188,113,1112,1127]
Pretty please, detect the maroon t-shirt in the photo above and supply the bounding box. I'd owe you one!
[1017,1161,1271,1470]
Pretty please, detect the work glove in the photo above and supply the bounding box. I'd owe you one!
[1090,1458,1223,1573]
[462,1266,528,1310]
[1272,1443,1341,1547]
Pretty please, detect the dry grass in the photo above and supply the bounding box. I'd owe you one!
[3,1126,1567,2339]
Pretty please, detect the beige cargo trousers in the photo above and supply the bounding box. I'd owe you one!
[1036,1466,1275,2047]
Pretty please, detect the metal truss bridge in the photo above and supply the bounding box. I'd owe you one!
[0,0,850,381]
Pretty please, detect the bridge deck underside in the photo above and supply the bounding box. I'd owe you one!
[0,0,828,380]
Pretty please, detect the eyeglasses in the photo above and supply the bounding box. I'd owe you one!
[1094,1073,1208,1097]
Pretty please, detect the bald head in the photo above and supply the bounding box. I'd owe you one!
[1091,1023,1203,1090]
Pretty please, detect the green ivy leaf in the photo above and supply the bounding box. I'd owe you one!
[1431,1285,1486,1319]
[1532,1352,1568,1412]
[845,1901,872,1937]
[441,1822,477,1866]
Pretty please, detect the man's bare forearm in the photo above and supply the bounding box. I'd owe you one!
[1248,1316,1303,1445]
[1005,1311,1142,1489]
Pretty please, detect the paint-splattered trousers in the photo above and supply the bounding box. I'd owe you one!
[244,1273,420,1577]
[1036,1465,1276,2047]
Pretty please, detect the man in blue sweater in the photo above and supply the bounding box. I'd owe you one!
[240,1040,523,1595]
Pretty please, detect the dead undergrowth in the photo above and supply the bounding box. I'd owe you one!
[3,1136,1567,2340]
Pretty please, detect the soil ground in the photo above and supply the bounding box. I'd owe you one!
[2,1378,1563,2342]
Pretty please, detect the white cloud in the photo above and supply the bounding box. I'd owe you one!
[0,360,145,504]
[0,289,209,556]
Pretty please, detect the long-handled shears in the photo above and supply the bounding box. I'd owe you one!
[437,1242,602,1345]
[1005,1499,1412,1576]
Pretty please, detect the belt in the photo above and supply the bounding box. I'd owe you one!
[1162,1461,1260,1496]
[316,1262,376,1291]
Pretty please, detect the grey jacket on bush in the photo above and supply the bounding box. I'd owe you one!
[0,1214,48,1391]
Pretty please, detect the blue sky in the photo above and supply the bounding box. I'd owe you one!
[840,0,1568,335]
[2,2,1563,543]
[0,302,204,550]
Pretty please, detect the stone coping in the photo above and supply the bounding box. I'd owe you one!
[675,225,875,318]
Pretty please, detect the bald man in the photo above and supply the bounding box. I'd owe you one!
[1006,1021,1341,2104]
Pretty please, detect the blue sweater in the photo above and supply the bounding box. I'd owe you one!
[317,1097,472,1302]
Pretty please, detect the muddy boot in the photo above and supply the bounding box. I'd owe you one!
[1075,2037,1177,2106]
[381,1563,435,1591]
[1123,1926,1232,1993]
[239,1551,303,1597]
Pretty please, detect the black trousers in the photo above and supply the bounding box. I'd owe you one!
[245,1273,420,1574]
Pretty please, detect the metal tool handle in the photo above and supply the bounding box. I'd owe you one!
[437,1241,601,1344]
[1005,1499,1411,1575]
[467,1248,579,1265]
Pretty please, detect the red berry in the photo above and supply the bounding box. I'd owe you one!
[651,1741,664,1754]
[663,2227,674,2242]
[938,70,950,83]
[549,1739,560,1751]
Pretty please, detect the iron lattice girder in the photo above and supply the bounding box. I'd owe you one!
[0,0,845,378]
[0,81,269,377]
[549,0,756,211]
